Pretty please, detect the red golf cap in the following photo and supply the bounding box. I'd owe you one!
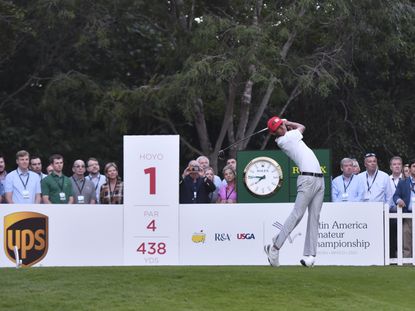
[267,116,283,133]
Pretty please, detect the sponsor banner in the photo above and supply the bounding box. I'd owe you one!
[123,136,180,265]
[316,203,384,265]
[4,212,48,267]
[0,205,123,267]
[0,202,384,267]
[179,202,384,266]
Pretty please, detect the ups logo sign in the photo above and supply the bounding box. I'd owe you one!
[4,212,48,267]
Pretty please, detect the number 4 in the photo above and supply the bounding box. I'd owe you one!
[146,220,157,232]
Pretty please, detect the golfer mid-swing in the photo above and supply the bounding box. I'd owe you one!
[264,116,325,267]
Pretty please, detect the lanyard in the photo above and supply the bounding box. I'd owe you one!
[17,170,30,190]
[53,175,65,192]
[226,186,235,200]
[88,174,101,191]
[342,175,353,193]
[366,170,378,193]
[391,177,401,189]
[109,181,117,202]
[72,177,86,194]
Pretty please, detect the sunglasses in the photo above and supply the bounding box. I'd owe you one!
[364,153,376,159]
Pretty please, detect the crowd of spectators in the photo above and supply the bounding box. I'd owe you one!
[330,153,413,260]
[179,156,237,204]
[2,149,412,258]
[0,150,123,205]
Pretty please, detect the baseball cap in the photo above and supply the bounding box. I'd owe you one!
[267,116,283,133]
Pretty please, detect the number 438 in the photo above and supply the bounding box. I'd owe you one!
[136,242,166,255]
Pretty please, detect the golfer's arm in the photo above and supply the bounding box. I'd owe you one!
[285,120,305,133]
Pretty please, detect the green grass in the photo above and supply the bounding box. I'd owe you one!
[0,266,414,311]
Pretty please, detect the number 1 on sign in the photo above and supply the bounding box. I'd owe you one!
[144,167,156,194]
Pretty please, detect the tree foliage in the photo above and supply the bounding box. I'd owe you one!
[0,0,414,175]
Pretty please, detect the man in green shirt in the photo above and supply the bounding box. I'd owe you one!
[41,154,74,204]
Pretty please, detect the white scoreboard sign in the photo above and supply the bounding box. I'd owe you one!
[123,135,180,265]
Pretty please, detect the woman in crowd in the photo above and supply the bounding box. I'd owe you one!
[217,165,237,203]
[205,167,221,203]
[100,162,123,204]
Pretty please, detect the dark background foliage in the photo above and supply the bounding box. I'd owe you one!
[0,0,414,177]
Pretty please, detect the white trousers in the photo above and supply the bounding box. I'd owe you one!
[274,175,325,256]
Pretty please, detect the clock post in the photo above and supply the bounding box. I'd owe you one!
[237,150,290,203]
[237,149,331,203]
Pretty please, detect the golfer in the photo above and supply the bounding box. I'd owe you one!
[264,116,325,267]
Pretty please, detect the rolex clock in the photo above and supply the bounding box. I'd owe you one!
[243,156,283,197]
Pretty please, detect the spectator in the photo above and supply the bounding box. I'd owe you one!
[217,165,237,203]
[100,162,123,204]
[403,164,410,179]
[0,154,7,202]
[393,159,415,258]
[87,157,107,203]
[41,154,74,204]
[389,156,403,194]
[357,153,393,203]
[197,155,222,185]
[221,157,238,186]
[0,182,3,203]
[0,154,7,186]
[70,159,96,204]
[205,167,220,203]
[331,158,364,202]
[179,160,215,204]
[388,156,403,258]
[351,158,361,175]
[226,158,237,170]
[46,164,53,174]
[30,156,47,180]
[5,150,41,204]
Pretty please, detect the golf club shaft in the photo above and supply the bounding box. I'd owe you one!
[219,127,268,153]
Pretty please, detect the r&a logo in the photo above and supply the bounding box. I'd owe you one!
[214,233,231,241]
[4,212,48,267]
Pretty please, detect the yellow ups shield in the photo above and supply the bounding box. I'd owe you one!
[4,212,48,267]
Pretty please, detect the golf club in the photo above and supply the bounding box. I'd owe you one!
[218,127,268,160]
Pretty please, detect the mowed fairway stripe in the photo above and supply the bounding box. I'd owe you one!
[0,266,414,311]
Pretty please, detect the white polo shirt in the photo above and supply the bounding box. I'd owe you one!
[276,129,321,173]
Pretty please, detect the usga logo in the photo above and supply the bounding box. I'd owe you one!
[4,212,48,267]
[237,233,255,240]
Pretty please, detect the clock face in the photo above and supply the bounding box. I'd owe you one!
[243,156,283,197]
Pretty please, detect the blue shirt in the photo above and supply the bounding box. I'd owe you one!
[332,174,365,202]
[5,169,41,204]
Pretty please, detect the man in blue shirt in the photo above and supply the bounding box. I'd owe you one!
[5,150,41,204]
[332,158,364,202]
[393,159,415,258]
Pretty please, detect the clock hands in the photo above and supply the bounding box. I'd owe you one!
[253,175,266,184]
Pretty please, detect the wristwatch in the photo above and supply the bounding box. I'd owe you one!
[243,156,283,197]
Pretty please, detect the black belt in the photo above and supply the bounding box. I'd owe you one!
[301,172,324,177]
